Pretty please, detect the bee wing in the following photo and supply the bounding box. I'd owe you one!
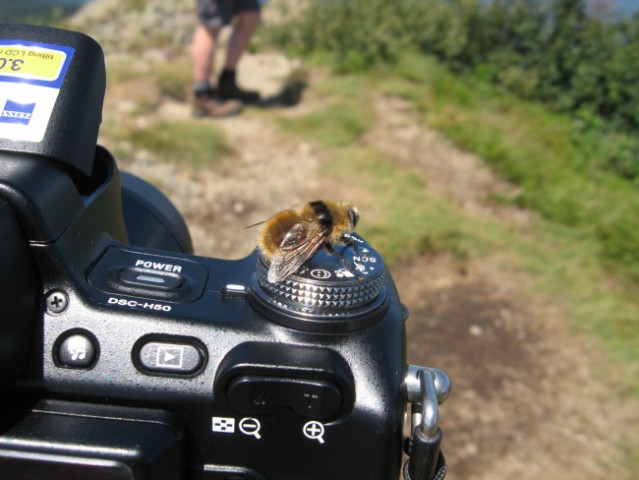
[267,223,326,283]
[279,222,310,251]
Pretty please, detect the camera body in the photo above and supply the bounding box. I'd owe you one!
[0,25,449,480]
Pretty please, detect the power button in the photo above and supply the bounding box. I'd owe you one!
[87,247,207,302]
[119,268,184,290]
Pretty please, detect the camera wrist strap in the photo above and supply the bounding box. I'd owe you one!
[403,368,447,480]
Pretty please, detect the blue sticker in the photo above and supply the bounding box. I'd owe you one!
[0,99,36,125]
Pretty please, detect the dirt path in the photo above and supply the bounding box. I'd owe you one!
[364,97,638,479]
[95,32,638,480]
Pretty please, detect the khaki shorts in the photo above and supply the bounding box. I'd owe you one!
[196,0,261,28]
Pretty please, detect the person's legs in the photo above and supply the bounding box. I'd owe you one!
[217,3,262,103]
[191,23,219,87]
[190,0,242,117]
[225,10,261,70]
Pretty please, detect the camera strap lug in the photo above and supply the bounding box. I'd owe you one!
[403,366,451,480]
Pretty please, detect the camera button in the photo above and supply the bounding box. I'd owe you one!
[56,332,98,369]
[119,268,184,290]
[227,375,343,420]
[137,341,204,375]
[222,283,248,298]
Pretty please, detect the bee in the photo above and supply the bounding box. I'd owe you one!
[256,200,360,283]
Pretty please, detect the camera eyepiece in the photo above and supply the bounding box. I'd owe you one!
[249,235,388,332]
[120,172,193,254]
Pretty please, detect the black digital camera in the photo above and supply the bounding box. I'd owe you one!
[0,25,450,480]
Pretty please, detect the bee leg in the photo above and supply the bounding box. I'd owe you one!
[323,242,339,259]
[324,242,365,280]
[342,235,364,277]
[344,233,360,255]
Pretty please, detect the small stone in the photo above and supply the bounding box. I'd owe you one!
[469,325,483,336]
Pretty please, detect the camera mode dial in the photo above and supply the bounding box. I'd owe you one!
[250,235,388,332]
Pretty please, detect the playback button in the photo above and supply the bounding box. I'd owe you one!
[136,338,206,375]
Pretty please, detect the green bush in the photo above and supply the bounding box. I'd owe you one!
[269,0,639,178]
[277,0,414,72]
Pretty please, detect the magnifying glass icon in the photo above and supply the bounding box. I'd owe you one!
[303,421,325,444]
[239,417,262,439]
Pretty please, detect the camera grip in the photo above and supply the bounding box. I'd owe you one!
[0,200,38,399]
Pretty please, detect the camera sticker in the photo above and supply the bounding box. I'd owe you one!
[0,40,74,142]
[0,99,35,125]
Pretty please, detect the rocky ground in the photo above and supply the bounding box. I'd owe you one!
[70,2,638,478]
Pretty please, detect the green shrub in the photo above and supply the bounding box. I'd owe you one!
[267,0,639,179]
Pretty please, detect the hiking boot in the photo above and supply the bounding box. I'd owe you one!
[192,90,243,118]
[217,68,261,104]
